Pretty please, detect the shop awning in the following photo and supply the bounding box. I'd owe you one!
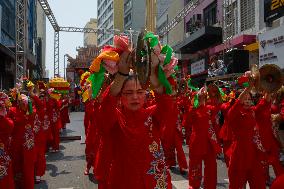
[0,43,15,60]
[244,42,259,51]
[209,35,256,55]
[173,26,223,53]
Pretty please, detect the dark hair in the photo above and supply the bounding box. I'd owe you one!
[121,74,139,91]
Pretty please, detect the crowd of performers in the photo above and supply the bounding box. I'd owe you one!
[0,81,70,189]
[80,34,284,189]
[82,74,284,189]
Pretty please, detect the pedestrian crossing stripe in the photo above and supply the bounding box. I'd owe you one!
[171,180,188,189]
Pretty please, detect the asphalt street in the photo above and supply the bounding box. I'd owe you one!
[35,112,275,189]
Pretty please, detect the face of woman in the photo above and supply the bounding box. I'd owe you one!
[121,79,146,111]
[243,93,253,108]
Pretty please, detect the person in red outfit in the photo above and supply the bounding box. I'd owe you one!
[207,83,222,139]
[227,85,266,189]
[85,99,101,176]
[60,95,70,129]
[161,98,188,174]
[219,93,236,167]
[0,92,15,189]
[96,50,173,189]
[29,88,48,183]
[184,87,221,189]
[255,93,284,181]
[46,94,61,152]
[9,94,36,189]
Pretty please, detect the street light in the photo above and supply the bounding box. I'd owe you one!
[64,54,67,80]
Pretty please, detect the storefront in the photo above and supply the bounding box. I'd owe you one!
[258,24,284,70]
[0,43,15,90]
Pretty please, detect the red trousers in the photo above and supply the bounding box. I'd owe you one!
[51,122,60,151]
[223,140,232,168]
[12,148,35,189]
[0,163,15,189]
[189,147,217,189]
[163,130,188,169]
[228,159,266,189]
[34,142,46,176]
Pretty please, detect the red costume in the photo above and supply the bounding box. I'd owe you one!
[184,105,220,189]
[9,107,35,189]
[161,100,187,172]
[47,98,61,151]
[0,115,15,189]
[255,98,284,177]
[60,98,70,129]
[227,99,266,189]
[85,100,101,173]
[31,96,48,177]
[84,100,93,136]
[219,101,234,167]
[97,89,173,189]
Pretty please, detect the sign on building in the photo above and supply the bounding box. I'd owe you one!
[191,59,206,75]
[264,0,284,22]
[259,24,284,69]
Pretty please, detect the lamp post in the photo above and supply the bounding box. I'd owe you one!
[64,54,67,80]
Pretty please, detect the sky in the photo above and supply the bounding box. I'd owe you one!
[46,0,97,78]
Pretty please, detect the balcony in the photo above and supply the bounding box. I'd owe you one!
[174,25,222,53]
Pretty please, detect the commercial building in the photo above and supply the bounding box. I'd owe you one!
[97,0,124,47]
[36,1,47,78]
[0,0,16,89]
[84,18,98,47]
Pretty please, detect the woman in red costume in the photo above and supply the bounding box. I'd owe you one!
[227,84,266,189]
[9,94,36,189]
[46,92,61,152]
[60,95,70,129]
[255,92,284,181]
[184,87,221,189]
[0,92,15,189]
[29,88,48,183]
[96,50,173,189]
[219,92,236,167]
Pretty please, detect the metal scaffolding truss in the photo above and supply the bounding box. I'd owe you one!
[16,0,141,78]
[54,31,60,76]
[15,0,27,83]
[37,0,59,31]
[158,0,205,37]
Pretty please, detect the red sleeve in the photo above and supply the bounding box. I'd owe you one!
[227,99,243,130]
[254,98,271,120]
[152,93,175,128]
[97,86,118,134]
[0,115,14,134]
[281,99,284,120]
[31,95,44,110]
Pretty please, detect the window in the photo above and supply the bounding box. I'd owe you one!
[124,0,132,11]
[240,0,255,31]
[124,13,131,25]
[203,1,217,26]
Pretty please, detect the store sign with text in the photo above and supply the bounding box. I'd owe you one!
[259,24,284,69]
[191,59,206,75]
[264,0,284,22]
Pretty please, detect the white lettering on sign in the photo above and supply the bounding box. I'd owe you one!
[259,24,284,69]
[191,59,206,75]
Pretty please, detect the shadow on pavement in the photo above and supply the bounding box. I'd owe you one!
[35,180,48,189]
[170,166,188,179]
[46,151,85,162]
[46,163,71,177]
[88,173,99,184]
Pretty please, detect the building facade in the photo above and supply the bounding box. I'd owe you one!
[36,1,47,78]
[156,0,172,45]
[97,0,124,47]
[84,18,98,47]
[0,0,16,89]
